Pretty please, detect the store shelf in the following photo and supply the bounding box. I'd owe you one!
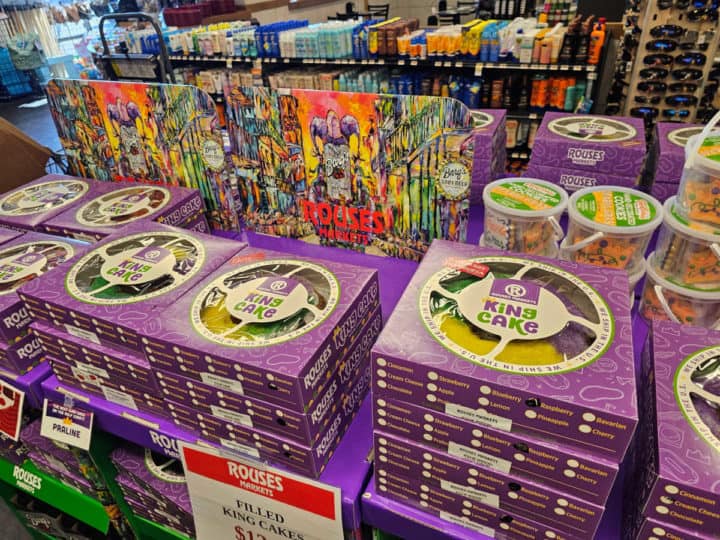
[41,371,374,531]
[0,456,109,533]
[168,54,598,73]
[135,516,192,540]
[0,361,52,410]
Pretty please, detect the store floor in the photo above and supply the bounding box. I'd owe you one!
[0,95,60,152]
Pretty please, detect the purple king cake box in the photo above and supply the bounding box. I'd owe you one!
[48,356,169,419]
[470,109,507,203]
[371,239,636,461]
[374,432,604,538]
[523,163,641,192]
[655,123,704,183]
[156,304,381,446]
[0,332,44,374]
[139,247,380,411]
[637,517,716,540]
[371,468,574,540]
[530,113,646,177]
[31,321,159,393]
[373,396,617,505]
[42,180,205,241]
[0,175,100,231]
[17,221,245,351]
[634,321,720,535]
[111,444,193,516]
[0,231,88,342]
[171,361,371,478]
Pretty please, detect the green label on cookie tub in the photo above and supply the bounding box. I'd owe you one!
[699,135,720,163]
[489,181,564,211]
[576,190,656,227]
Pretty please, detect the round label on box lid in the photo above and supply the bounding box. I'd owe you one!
[547,116,637,143]
[191,259,339,347]
[144,449,186,483]
[674,347,720,453]
[668,127,704,148]
[65,231,204,305]
[419,256,613,374]
[470,111,494,128]
[0,180,89,216]
[76,186,171,227]
[0,241,76,295]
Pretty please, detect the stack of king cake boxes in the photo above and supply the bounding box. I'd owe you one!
[648,123,704,203]
[136,246,381,478]
[370,240,637,539]
[22,221,242,420]
[524,112,647,193]
[470,109,507,204]
[0,229,88,378]
[624,321,720,540]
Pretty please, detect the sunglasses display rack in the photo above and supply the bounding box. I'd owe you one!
[618,0,720,125]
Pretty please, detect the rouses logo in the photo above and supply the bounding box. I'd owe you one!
[674,347,720,453]
[301,200,384,246]
[560,174,597,189]
[567,148,606,166]
[419,256,613,374]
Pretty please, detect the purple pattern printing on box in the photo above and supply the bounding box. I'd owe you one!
[374,431,604,537]
[524,162,641,191]
[157,305,380,446]
[372,239,636,461]
[0,231,88,342]
[372,396,617,506]
[634,321,720,535]
[140,246,379,411]
[171,362,371,478]
[530,113,646,176]
[111,444,193,516]
[650,181,679,204]
[470,109,507,203]
[31,320,159,393]
[654,123,704,183]
[18,221,246,351]
[42,180,205,240]
[0,332,44,374]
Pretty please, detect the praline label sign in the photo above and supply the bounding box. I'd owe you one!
[674,347,720,452]
[191,260,339,347]
[419,256,613,374]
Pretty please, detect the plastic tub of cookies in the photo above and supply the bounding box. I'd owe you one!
[561,186,663,273]
[640,252,720,328]
[652,197,720,291]
[481,178,567,257]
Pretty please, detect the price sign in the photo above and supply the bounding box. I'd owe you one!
[0,379,24,441]
[180,443,343,540]
[40,399,94,450]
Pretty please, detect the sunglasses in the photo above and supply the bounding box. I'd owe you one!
[640,67,669,80]
[662,109,691,118]
[672,68,703,80]
[679,31,700,49]
[675,52,706,65]
[644,53,674,65]
[635,95,662,104]
[638,81,668,92]
[688,8,718,20]
[658,0,673,7]
[630,107,659,118]
[674,0,690,6]
[669,82,698,92]
[646,39,678,52]
[605,104,621,115]
[650,25,684,38]
[666,94,699,106]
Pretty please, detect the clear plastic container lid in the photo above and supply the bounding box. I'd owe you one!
[568,186,663,235]
[483,178,568,218]
[664,196,720,243]
[646,252,720,300]
[683,111,720,176]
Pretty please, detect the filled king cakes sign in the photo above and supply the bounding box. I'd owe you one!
[180,443,343,540]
